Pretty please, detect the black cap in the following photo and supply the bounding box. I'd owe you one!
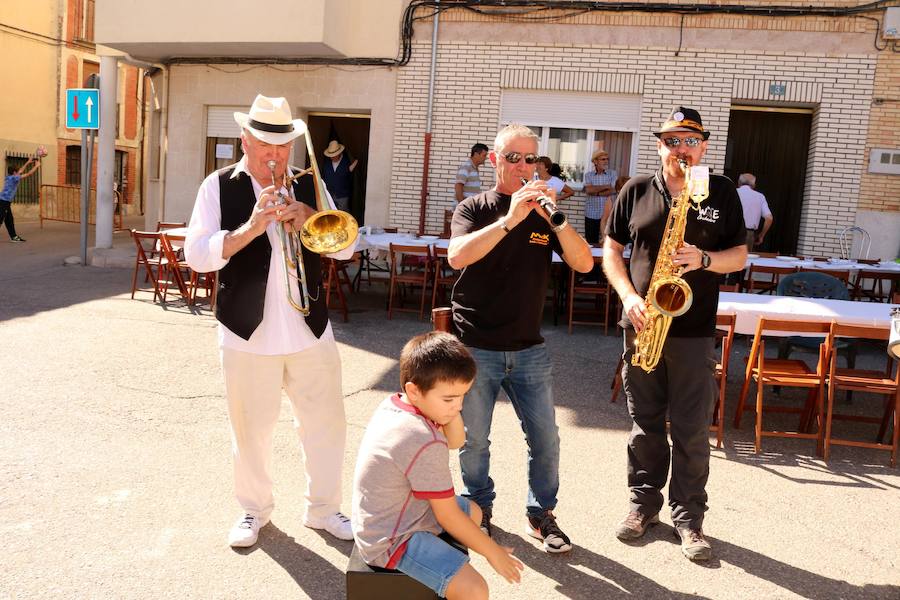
[653,106,710,140]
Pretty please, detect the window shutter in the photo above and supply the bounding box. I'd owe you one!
[207,107,244,138]
[500,90,642,132]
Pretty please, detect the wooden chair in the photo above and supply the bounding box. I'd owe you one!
[718,283,740,293]
[442,209,454,238]
[567,257,612,334]
[743,263,796,294]
[157,233,193,304]
[798,267,850,285]
[734,317,832,454]
[824,323,899,466]
[388,243,432,319]
[851,269,900,303]
[430,246,457,310]
[323,257,352,322]
[155,221,186,231]
[711,313,737,448]
[130,230,165,301]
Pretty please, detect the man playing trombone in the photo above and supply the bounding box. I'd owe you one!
[185,94,357,548]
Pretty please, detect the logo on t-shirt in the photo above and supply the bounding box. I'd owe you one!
[696,206,720,224]
[529,232,550,246]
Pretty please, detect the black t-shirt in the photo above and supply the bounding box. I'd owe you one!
[606,169,745,337]
[450,190,563,351]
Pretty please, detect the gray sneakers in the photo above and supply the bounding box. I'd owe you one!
[615,511,660,540]
[674,525,712,561]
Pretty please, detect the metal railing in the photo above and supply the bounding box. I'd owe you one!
[40,184,122,229]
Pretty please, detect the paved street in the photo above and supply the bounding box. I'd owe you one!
[1,219,898,599]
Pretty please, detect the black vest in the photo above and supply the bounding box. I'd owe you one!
[216,166,328,340]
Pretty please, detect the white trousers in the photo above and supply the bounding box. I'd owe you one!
[221,340,346,522]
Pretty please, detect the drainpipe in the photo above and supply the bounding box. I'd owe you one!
[418,1,439,235]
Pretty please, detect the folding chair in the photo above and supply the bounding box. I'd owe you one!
[567,256,612,334]
[852,269,900,303]
[430,246,458,310]
[742,263,796,294]
[734,317,832,454]
[155,221,186,231]
[388,243,432,319]
[323,257,352,322]
[130,230,165,301]
[711,313,737,448]
[157,233,193,304]
[824,323,900,466]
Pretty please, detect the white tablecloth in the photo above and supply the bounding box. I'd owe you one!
[357,233,449,253]
[745,255,900,274]
[716,291,898,335]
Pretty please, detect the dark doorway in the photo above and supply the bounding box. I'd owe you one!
[305,113,371,226]
[723,107,812,255]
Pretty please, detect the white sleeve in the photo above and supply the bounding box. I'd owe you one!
[760,195,772,219]
[184,173,230,273]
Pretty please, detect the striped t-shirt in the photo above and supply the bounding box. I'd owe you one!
[351,394,454,568]
[455,158,481,199]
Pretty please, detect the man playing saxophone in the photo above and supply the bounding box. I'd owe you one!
[602,107,746,561]
[185,94,357,548]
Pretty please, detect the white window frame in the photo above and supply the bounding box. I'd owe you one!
[523,127,637,191]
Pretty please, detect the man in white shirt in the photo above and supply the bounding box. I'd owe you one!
[185,95,356,548]
[736,173,773,250]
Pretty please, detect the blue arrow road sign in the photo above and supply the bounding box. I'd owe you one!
[66,88,100,129]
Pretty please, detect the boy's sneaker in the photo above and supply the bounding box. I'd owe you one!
[304,512,353,541]
[479,505,493,537]
[525,510,572,553]
[615,511,660,540]
[673,525,712,561]
[228,513,268,548]
[11,236,25,242]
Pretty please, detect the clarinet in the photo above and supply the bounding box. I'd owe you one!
[520,177,567,227]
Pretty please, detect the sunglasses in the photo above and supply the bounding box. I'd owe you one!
[500,151,540,165]
[662,136,704,148]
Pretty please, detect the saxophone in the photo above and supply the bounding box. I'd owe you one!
[631,159,710,372]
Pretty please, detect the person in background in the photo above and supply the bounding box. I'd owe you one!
[536,156,574,201]
[321,140,358,213]
[0,156,41,242]
[736,173,773,251]
[455,143,489,204]
[582,148,617,245]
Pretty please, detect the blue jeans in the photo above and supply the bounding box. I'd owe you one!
[459,344,560,517]
[395,496,471,597]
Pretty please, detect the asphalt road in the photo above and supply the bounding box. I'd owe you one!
[1,219,898,599]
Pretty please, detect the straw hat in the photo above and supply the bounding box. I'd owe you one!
[233,95,307,145]
[324,140,345,158]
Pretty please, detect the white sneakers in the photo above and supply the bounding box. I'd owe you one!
[228,511,353,548]
[304,512,354,541]
[228,513,269,548]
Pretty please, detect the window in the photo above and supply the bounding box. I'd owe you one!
[500,89,640,190]
[205,106,245,174]
[74,0,95,42]
[526,127,632,190]
[868,148,900,175]
[65,146,81,185]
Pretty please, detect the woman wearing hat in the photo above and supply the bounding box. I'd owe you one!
[321,140,358,213]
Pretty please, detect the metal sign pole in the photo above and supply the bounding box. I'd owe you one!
[80,129,89,266]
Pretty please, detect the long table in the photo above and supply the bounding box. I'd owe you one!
[717,291,898,335]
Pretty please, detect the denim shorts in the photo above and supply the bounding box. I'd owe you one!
[395,495,471,597]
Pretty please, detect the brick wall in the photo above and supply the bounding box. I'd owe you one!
[391,11,889,257]
[858,50,900,213]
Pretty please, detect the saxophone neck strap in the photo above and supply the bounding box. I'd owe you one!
[653,169,674,208]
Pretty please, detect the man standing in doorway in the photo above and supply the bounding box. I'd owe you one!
[582,148,617,244]
[736,173,773,250]
[603,107,746,561]
[448,124,593,553]
[322,140,358,213]
[454,143,489,203]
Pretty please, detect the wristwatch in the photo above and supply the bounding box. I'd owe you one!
[700,251,711,270]
[499,218,511,234]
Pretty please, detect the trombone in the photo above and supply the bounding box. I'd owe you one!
[267,123,358,314]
